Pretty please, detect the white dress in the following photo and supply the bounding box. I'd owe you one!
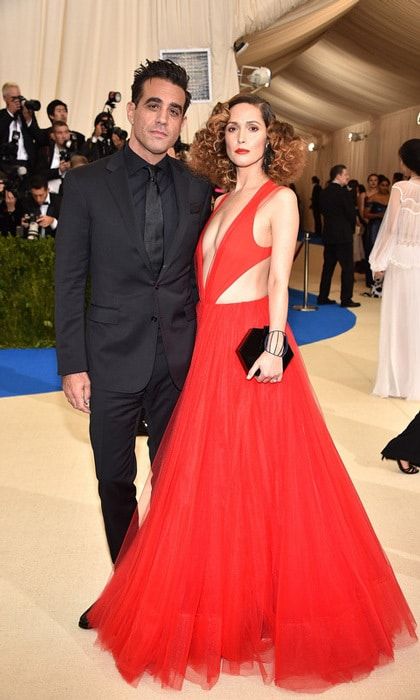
[369,179,420,399]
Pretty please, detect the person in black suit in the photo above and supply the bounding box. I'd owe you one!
[317,164,360,308]
[18,174,62,237]
[40,99,85,152]
[0,82,44,176]
[55,60,212,619]
[310,175,322,236]
[36,120,72,193]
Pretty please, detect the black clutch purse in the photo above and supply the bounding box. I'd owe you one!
[236,326,294,376]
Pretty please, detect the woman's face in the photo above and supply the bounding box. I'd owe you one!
[378,179,390,194]
[367,174,378,189]
[225,103,267,169]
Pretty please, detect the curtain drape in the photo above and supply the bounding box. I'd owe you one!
[0,0,302,141]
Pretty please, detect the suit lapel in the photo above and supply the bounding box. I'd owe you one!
[105,151,153,273]
[164,158,191,269]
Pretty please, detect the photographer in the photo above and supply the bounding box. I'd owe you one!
[83,112,116,161]
[41,99,85,151]
[18,174,61,238]
[0,170,20,235]
[0,82,44,175]
[37,121,72,193]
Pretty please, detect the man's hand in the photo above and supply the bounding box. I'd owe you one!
[62,372,91,413]
[5,190,16,212]
[37,214,55,228]
[21,103,33,125]
[59,160,71,174]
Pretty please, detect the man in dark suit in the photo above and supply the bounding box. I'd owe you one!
[0,82,44,176]
[36,121,72,192]
[310,175,322,236]
[18,174,61,237]
[55,60,212,624]
[318,164,360,308]
[41,99,85,152]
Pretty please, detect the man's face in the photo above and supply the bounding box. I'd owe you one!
[126,78,186,163]
[31,187,48,206]
[53,125,71,147]
[52,105,68,123]
[336,168,349,186]
[4,85,21,114]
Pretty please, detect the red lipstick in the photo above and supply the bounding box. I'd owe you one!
[235,148,249,154]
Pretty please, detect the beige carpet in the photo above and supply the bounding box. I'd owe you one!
[1,248,419,699]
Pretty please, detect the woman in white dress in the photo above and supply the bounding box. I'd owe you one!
[369,139,420,400]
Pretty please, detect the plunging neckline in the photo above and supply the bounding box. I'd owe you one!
[200,180,273,292]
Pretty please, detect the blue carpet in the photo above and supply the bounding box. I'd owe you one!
[0,290,355,398]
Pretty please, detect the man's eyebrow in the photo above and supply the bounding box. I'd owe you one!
[144,97,183,111]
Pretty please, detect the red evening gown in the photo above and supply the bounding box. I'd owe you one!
[89,180,417,691]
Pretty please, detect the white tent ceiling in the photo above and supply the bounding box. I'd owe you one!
[237,0,420,137]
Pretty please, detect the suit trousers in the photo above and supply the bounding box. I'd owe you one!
[89,333,181,563]
[319,241,354,303]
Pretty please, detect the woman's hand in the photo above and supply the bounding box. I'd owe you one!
[247,351,283,384]
[373,271,385,281]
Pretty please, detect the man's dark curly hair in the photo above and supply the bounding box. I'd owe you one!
[189,93,305,189]
[131,59,191,114]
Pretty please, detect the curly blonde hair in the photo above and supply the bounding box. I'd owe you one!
[189,94,306,190]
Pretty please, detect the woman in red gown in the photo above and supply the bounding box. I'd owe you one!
[88,95,417,691]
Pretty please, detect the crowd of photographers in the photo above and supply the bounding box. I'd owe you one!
[0,82,128,238]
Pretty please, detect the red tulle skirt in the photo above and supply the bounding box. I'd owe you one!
[89,297,417,691]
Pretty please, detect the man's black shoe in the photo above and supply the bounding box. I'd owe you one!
[78,604,93,630]
[341,300,361,308]
[317,298,336,305]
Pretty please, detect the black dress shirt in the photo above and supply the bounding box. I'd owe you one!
[124,145,178,254]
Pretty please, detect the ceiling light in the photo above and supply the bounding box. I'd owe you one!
[308,142,321,152]
[348,132,367,142]
[238,65,271,93]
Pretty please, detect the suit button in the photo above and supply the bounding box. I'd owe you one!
[154,283,159,289]
[151,316,158,322]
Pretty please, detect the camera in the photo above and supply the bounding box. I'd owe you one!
[2,175,20,199]
[59,148,71,162]
[100,115,114,138]
[25,213,40,240]
[17,96,41,112]
[0,131,20,165]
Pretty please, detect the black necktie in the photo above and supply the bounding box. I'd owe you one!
[144,165,164,274]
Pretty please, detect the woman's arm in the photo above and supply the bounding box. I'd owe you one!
[247,186,299,383]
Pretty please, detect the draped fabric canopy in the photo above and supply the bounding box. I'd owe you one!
[236,0,420,221]
[238,0,420,137]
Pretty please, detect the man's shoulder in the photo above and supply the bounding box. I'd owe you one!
[66,153,116,184]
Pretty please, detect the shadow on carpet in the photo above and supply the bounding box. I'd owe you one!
[0,290,355,398]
